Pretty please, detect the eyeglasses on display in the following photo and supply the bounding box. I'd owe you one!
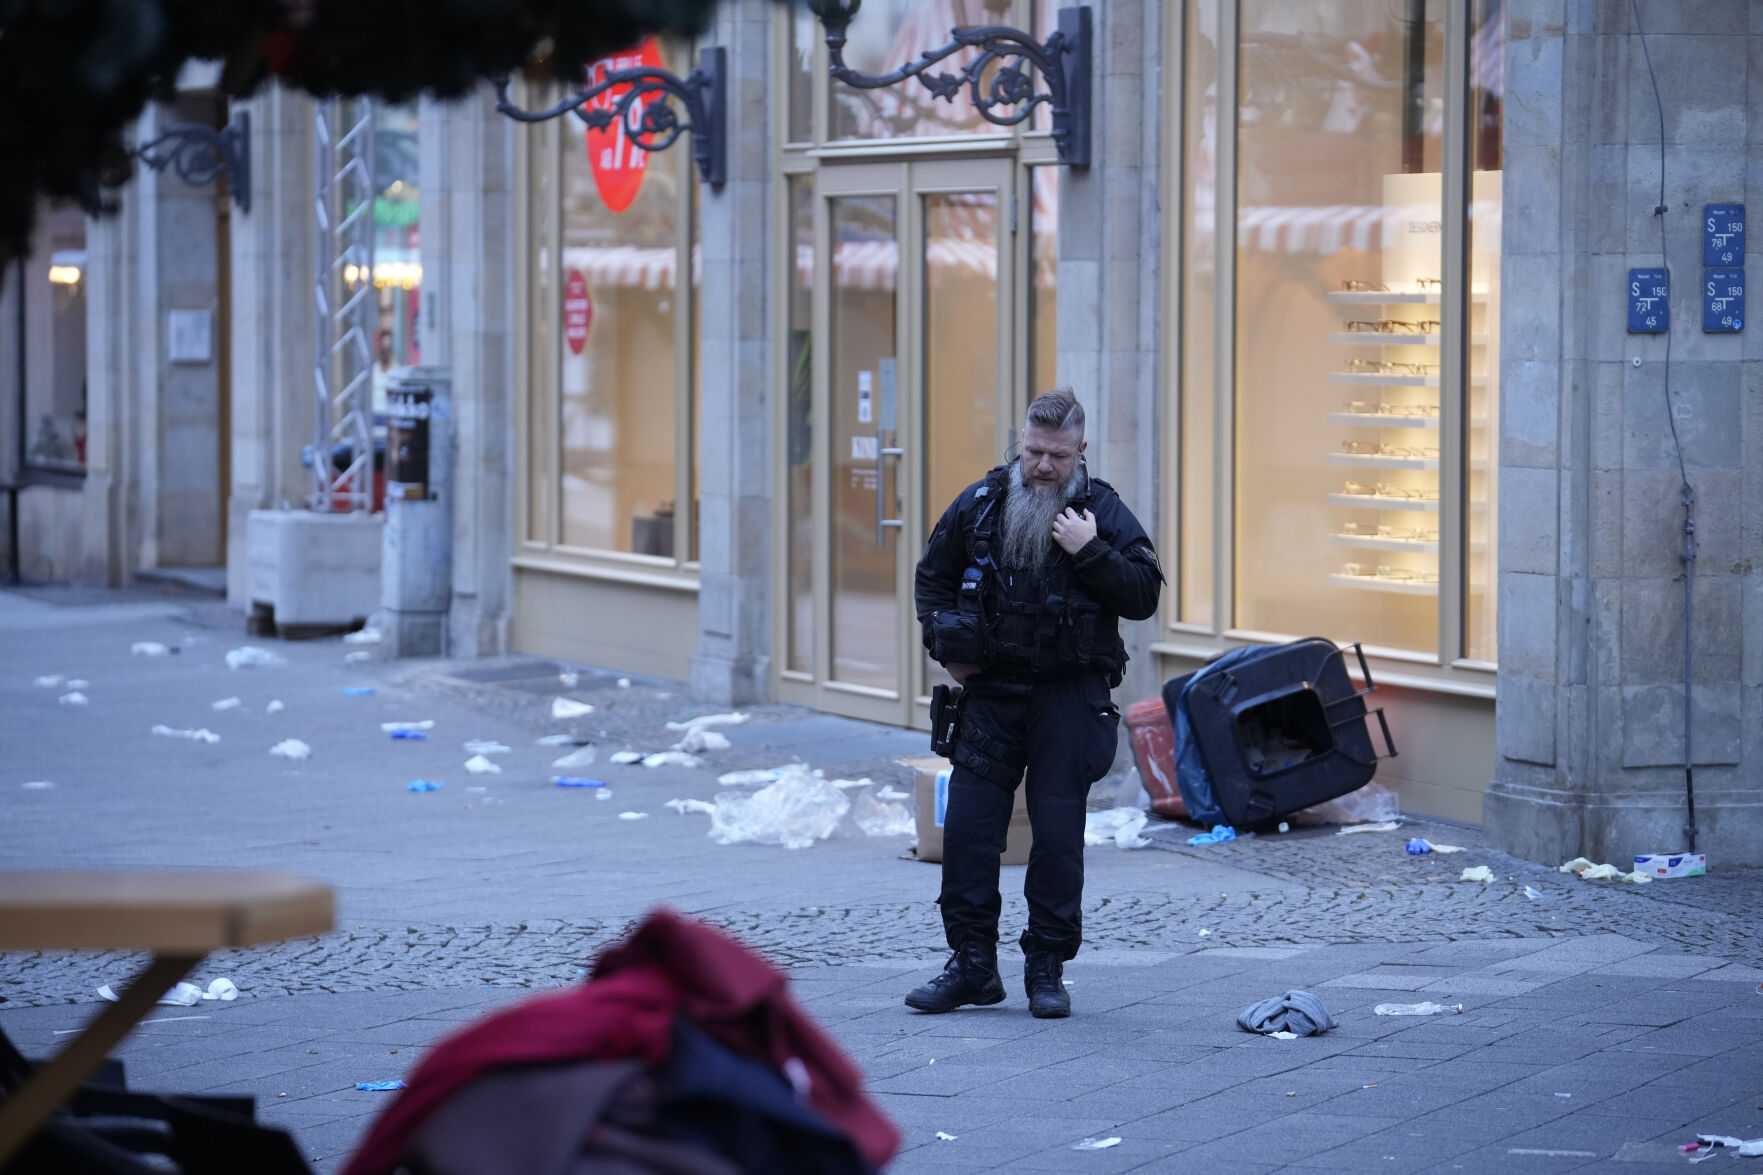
[1345,359,1440,375]
[1339,523,1439,541]
[1343,401,1440,417]
[1340,563,1440,583]
[1344,319,1442,334]
[1340,481,1441,500]
[1340,278,1442,292]
[1413,277,1443,290]
[1339,442,1440,458]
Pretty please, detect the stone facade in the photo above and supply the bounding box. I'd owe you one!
[1484,0,1763,865]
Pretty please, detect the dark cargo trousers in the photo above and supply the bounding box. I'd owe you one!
[938,671,1122,961]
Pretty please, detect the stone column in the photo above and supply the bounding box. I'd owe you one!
[691,0,773,705]
[419,88,516,658]
[82,173,138,586]
[225,85,316,605]
[1483,2,1763,866]
[1057,0,1164,705]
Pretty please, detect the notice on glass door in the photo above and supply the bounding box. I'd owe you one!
[858,370,873,424]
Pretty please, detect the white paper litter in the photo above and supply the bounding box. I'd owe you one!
[642,751,702,769]
[226,646,286,670]
[98,978,233,1006]
[270,738,311,761]
[552,697,594,720]
[152,725,221,744]
[559,671,580,687]
[1460,866,1495,883]
[58,692,88,706]
[1374,1001,1463,1016]
[464,755,503,775]
[131,642,170,657]
[552,746,599,769]
[1084,807,1151,850]
[617,677,631,688]
[1270,1031,1298,1040]
[202,978,239,1001]
[618,812,649,821]
[211,697,242,711]
[266,700,284,714]
[1337,820,1402,835]
[343,628,382,645]
[611,751,645,765]
[717,767,789,786]
[666,799,717,815]
[1198,929,1211,937]
[536,734,576,746]
[21,781,55,790]
[464,740,513,756]
[672,728,731,754]
[33,675,63,688]
[1073,1138,1121,1151]
[681,768,851,849]
[935,1132,957,1142]
[381,721,435,733]
[664,711,749,735]
[344,650,373,663]
[853,791,915,837]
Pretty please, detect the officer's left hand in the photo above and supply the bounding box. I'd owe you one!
[1051,507,1098,556]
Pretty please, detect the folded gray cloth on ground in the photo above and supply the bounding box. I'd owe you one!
[1237,990,1337,1036]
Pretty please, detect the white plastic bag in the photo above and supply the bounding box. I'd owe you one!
[1084,807,1151,850]
[226,646,286,670]
[698,769,851,849]
[853,790,914,837]
[1292,781,1399,826]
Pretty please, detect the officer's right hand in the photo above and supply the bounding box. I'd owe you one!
[944,661,982,685]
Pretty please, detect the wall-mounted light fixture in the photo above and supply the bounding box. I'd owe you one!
[136,112,251,211]
[493,47,727,188]
[807,0,1091,166]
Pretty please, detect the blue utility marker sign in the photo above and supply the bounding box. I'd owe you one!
[1704,204,1745,266]
[1703,268,1744,332]
[1627,268,1669,333]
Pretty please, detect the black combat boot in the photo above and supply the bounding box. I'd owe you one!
[1023,952,1070,1019]
[905,939,1006,1013]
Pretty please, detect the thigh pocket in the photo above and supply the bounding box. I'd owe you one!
[1081,689,1123,784]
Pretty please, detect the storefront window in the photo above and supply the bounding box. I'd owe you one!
[18,206,88,474]
[1178,0,1217,626]
[788,4,817,143]
[785,175,814,673]
[1466,0,1501,662]
[370,104,420,418]
[1233,0,1444,654]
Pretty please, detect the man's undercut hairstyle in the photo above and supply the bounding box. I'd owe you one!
[1026,388,1084,439]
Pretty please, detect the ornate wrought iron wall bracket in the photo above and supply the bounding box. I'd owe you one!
[494,47,726,188]
[136,112,251,212]
[811,1,1091,166]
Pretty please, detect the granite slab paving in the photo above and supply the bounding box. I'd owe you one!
[3,588,1762,1172]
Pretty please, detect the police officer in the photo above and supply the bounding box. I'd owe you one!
[907,389,1163,1018]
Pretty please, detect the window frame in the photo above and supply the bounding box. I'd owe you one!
[1158,0,1495,692]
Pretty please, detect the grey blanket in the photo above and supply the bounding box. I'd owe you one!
[1237,990,1337,1036]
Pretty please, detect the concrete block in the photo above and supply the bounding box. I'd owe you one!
[1592,34,1628,143]
[1500,466,1561,574]
[1590,361,1624,472]
[1502,255,1562,361]
[1498,674,1558,765]
[1483,777,1585,865]
[1620,574,1741,684]
[1499,570,1559,681]
[1624,360,1741,471]
[1621,681,1741,766]
[1505,38,1566,147]
[1619,467,1733,578]
[1590,574,1623,684]
[1627,0,1747,35]
[1586,252,1631,362]
[1501,358,1561,468]
[1751,34,1763,144]
[1623,35,1746,146]
[1745,575,1763,686]
[1503,146,1563,257]
[1589,147,1627,251]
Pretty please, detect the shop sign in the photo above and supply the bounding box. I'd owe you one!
[1627,268,1668,334]
[564,269,592,355]
[584,37,664,214]
[1704,204,1744,267]
[1703,268,1744,333]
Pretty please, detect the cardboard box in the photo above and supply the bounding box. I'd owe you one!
[900,755,1032,866]
[1633,852,1707,878]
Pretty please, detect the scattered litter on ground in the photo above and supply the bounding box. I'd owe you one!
[33,675,63,688]
[1559,858,1652,883]
[853,791,915,837]
[341,686,376,697]
[552,697,594,720]
[935,1132,957,1142]
[1554,1092,1572,1098]
[58,692,88,706]
[1460,866,1495,883]
[876,786,910,802]
[611,751,645,765]
[665,712,749,736]
[1374,1001,1463,1016]
[617,677,631,688]
[355,1081,405,1092]
[536,734,575,746]
[1634,852,1706,879]
[390,730,428,741]
[553,777,606,788]
[344,651,373,664]
[152,725,221,744]
[665,799,716,815]
[100,978,233,1006]
[1072,1138,1121,1151]
[673,769,850,849]
[1508,1149,1595,1158]
[596,791,611,801]
[673,728,732,754]
[211,697,242,711]
[1339,820,1401,835]
[464,755,502,775]
[270,739,311,761]
[382,721,434,733]
[1238,990,1337,1036]
[131,642,170,657]
[716,767,787,786]
[1294,781,1398,826]
[1406,838,1431,854]
[1277,822,1289,833]
[553,746,598,769]
[65,679,88,689]
[343,628,382,645]
[464,740,512,756]
[1689,1134,1763,1157]
[266,700,284,714]
[1523,886,1544,900]
[202,979,239,1001]
[643,751,702,769]
[226,646,286,670]
[1271,1031,1298,1040]
[1086,808,1152,849]
[1198,929,1211,938]
[1187,824,1236,846]
[406,780,443,792]
[619,812,649,821]
[21,781,55,790]
[830,777,874,790]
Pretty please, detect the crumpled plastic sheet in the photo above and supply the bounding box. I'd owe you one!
[681,769,851,849]
[552,746,598,769]
[1186,824,1236,846]
[1292,781,1399,826]
[1459,866,1494,883]
[1085,808,1152,850]
[152,725,221,744]
[1374,1001,1462,1016]
[464,755,502,775]
[551,697,594,720]
[226,646,286,670]
[1237,990,1337,1036]
[672,728,732,754]
[99,977,238,1006]
[269,739,311,761]
[853,790,914,837]
[716,767,789,786]
[131,642,170,657]
[642,751,702,769]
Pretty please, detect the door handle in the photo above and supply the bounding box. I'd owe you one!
[875,426,905,547]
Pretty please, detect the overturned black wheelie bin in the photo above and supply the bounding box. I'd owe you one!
[1162,638,1397,830]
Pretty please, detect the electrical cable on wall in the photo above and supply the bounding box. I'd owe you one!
[1629,0,1699,852]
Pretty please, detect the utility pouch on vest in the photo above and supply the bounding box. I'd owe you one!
[930,566,989,664]
[929,683,965,757]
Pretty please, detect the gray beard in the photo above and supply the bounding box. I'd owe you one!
[1000,461,1084,572]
